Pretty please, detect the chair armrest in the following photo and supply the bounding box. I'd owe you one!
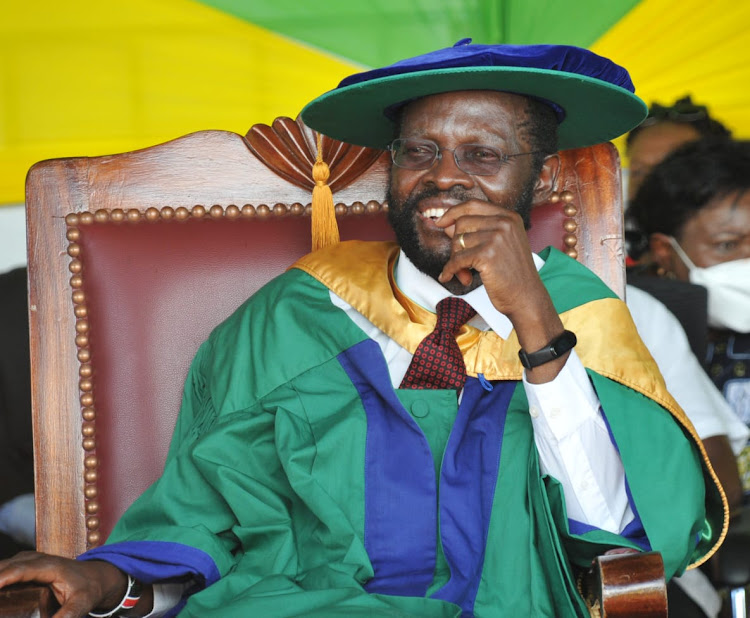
[0,584,59,618]
[582,551,667,617]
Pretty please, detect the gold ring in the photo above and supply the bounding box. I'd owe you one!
[458,232,466,250]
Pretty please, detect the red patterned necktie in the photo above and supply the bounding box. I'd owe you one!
[400,296,477,391]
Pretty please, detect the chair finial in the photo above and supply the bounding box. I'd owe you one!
[311,133,340,251]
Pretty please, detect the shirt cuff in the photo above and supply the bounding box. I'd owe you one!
[523,349,603,440]
[146,581,192,617]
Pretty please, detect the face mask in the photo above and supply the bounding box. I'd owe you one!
[669,237,750,332]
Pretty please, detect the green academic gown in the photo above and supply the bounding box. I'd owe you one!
[80,241,725,617]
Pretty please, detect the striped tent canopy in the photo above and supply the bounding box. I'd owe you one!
[1,0,748,204]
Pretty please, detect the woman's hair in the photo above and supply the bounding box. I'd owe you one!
[627,137,750,240]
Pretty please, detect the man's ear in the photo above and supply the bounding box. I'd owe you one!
[649,233,675,272]
[532,154,561,206]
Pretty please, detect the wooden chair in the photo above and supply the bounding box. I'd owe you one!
[4,117,665,616]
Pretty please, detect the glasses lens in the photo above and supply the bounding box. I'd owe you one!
[391,138,438,169]
[455,144,507,175]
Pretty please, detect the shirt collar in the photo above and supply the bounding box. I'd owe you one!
[393,249,545,339]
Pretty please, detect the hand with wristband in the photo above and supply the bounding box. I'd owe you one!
[0,552,151,617]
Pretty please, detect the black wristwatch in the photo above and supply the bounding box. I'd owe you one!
[518,330,577,369]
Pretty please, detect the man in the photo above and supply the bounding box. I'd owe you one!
[0,41,726,617]
[625,95,732,204]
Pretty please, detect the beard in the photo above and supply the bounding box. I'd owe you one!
[385,178,536,286]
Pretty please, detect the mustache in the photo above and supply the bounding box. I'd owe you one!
[399,186,476,208]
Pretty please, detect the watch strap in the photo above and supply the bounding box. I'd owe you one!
[518,330,577,369]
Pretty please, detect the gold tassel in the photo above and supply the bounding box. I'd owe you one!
[311,133,340,251]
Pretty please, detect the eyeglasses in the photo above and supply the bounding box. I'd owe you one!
[388,138,540,176]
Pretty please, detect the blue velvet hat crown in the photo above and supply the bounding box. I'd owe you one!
[301,39,647,151]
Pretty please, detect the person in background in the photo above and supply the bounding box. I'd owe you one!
[626,95,732,203]
[626,283,748,617]
[624,96,733,267]
[0,267,35,558]
[629,138,750,497]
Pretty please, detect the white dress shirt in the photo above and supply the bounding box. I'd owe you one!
[330,250,634,533]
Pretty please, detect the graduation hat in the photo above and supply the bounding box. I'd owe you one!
[302,39,647,151]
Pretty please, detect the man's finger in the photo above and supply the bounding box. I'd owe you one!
[54,591,97,618]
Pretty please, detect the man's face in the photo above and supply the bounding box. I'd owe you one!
[627,122,701,201]
[386,91,539,281]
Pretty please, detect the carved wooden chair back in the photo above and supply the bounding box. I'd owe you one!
[25,117,624,559]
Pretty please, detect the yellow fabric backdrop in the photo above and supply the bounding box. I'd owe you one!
[3,0,749,204]
[592,0,750,157]
[0,0,359,204]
